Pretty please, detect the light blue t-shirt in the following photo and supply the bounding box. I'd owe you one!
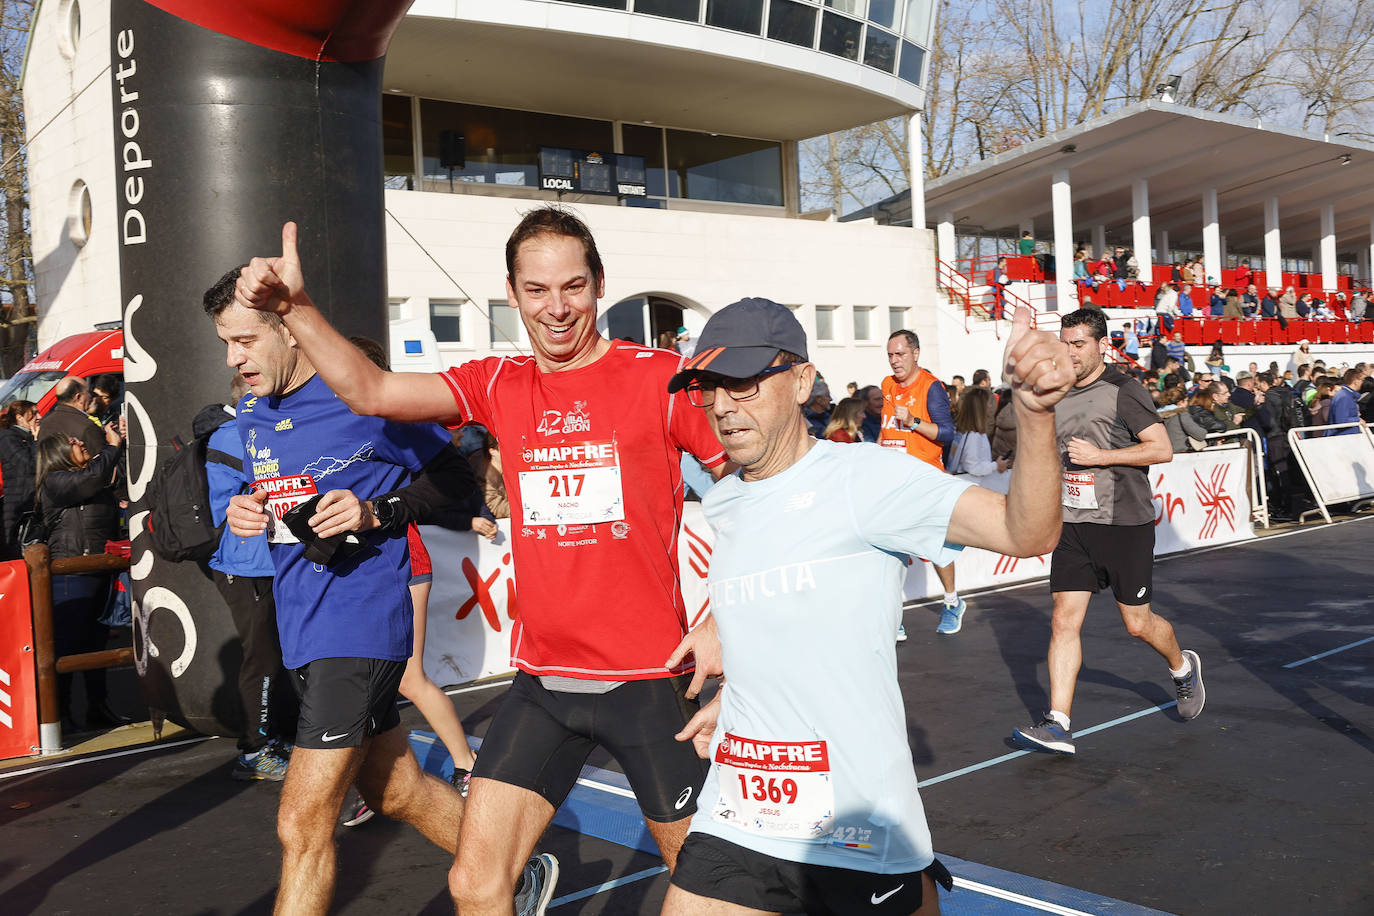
[690,440,971,873]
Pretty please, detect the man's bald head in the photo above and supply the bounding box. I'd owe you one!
[54,376,88,406]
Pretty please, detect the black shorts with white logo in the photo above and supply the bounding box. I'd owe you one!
[1050,521,1155,605]
[290,657,405,749]
[670,833,954,916]
[472,671,707,822]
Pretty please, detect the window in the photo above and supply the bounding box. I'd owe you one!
[57,0,81,59]
[67,180,91,247]
[901,0,934,42]
[634,0,701,20]
[767,0,817,46]
[897,41,925,85]
[706,0,764,34]
[419,100,613,191]
[819,10,862,60]
[665,129,783,206]
[867,0,896,28]
[622,124,669,198]
[825,0,865,14]
[863,28,897,72]
[816,306,838,341]
[853,307,874,341]
[430,300,463,343]
[888,307,907,334]
[383,94,414,190]
[560,0,627,7]
[489,300,524,347]
[388,298,405,322]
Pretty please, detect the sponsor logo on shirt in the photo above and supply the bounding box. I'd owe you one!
[303,443,374,480]
[611,521,630,539]
[275,418,293,431]
[241,397,258,414]
[521,443,614,466]
[783,492,815,511]
[535,400,591,436]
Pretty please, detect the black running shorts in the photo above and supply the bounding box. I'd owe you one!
[472,671,707,822]
[290,657,405,749]
[1050,521,1155,605]
[670,833,954,916]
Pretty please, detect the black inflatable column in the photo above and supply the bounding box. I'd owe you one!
[109,0,412,735]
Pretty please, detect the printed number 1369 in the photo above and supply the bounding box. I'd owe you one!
[738,775,798,804]
[549,474,585,497]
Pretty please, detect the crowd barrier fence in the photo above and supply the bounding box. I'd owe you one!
[1288,421,1374,524]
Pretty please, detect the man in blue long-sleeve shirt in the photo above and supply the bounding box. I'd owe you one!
[1328,368,1362,434]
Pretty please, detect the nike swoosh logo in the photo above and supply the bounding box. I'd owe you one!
[675,787,693,810]
[871,885,904,905]
[320,730,350,743]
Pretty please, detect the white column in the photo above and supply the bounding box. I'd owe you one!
[1131,179,1152,280]
[1052,168,1075,312]
[1264,196,1282,290]
[1365,215,1374,284]
[937,211,956,266]
[1320,204,1337,292]
[1155,229,1169,265]
[1092,224,1106,259]
[1202,188,1221,284]
[907,112,926,231]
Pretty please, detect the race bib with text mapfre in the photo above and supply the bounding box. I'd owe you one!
[257,474,319,544]
[712,733,835,840]
[1062,470,1098,510]
[517,439,625,527]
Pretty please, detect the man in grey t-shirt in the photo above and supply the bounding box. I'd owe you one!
[1012,308,1207,756]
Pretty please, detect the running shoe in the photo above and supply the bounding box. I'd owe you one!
[514,853,559,916]
[935,599,967,635]
[895,623,908,643]
[450,766,472,799]
[230,746,289,781]
[340,789,375,827]
[1174,649,1206,720]
[1012,716,1075,754]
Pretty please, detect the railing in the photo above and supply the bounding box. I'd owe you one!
[25,544,134,754]
[936,258,1036,339]
[1201,428,1269,529]
[1103,341,1144,371]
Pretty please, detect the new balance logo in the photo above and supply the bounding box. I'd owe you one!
[783,492,815,512]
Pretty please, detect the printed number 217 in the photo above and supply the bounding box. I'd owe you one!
[549,474,585,497]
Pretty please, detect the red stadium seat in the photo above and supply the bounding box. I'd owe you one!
[1237,321,1256,344]
[1360,323,1374,344]
[1222,322,1242,344]
[1181,319,1202,345]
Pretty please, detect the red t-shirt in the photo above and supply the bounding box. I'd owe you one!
[439,341,726,680]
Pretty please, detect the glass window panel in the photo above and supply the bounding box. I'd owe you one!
[816,306,837,341]
[419,99,613,191]
[665,129,783,206]
[767,0,816,46]
[430,300,463,343]
[901,0,933,42]
[864,27,897,72]
[867,0,896,28]
[819,11,862,60]
[621,124,669,198]
[559,0,627,7]
[705,0,764,34]
[853,307,872,341]
[489,301,524,346]
[824,0,865,14]
[897,40,925,85]
[888,307,907,333]
[634,0,700,20]
[388,298,405,322]
[382,94,414,190]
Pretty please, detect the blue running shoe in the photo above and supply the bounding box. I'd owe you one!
[895,623,908,642]
[231,748,289,781]
[515,853,559,916]
[1012,716,1075,755]
[935,599,966,635]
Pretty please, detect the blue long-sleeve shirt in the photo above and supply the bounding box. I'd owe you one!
[1328,386,1360,435]
[207,418,275,577]
[927,382,956,443]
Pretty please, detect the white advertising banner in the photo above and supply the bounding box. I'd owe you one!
[421,449,1254,687]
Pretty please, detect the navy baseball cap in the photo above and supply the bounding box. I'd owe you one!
[667,298,808,393]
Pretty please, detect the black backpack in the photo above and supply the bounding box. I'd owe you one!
[144,431,242,563]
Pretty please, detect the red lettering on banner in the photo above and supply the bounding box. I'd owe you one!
[456,551,520,632]
[1153,472,1185,526]
[1194,464,1235,540]
[994,554,1047,576]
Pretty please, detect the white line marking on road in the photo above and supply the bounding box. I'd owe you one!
[952,876,1098,915]
[1283,634,1374,668]
[549,865,668,908]
[0,736,213,781]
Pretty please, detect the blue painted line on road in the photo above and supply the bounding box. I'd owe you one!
[549,866,669,909]
[1283,634,1374,668]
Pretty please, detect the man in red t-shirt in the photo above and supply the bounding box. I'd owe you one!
[237,208,727,914]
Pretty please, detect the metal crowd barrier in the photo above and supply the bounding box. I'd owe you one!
[1287,420,1374,525]
[1202,428,1270,529]
[24,544,134,755]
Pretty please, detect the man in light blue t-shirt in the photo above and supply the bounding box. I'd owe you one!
[661,298,1075,916]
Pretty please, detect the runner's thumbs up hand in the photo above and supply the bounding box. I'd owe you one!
[1002,304,1074,413]
[227,489,270,538]
[236,221,306,317]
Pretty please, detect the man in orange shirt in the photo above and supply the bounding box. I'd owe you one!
[879,330,965,637]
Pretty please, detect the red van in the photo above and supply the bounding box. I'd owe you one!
[0,324,123,415]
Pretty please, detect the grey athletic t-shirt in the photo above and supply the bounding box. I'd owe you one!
[1056,365,1161,525]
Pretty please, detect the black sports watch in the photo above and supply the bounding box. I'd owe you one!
[370,493,402,531]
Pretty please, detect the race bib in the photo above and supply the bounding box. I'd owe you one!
[257,474,319,544]
[517,440,625,526]
[879,437,906,449]
[1062,470,1098,510]
[712,733,835,840]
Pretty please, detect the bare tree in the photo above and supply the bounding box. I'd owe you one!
[0,0,35,376]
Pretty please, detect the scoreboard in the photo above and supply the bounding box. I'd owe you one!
[539,147,647,198]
